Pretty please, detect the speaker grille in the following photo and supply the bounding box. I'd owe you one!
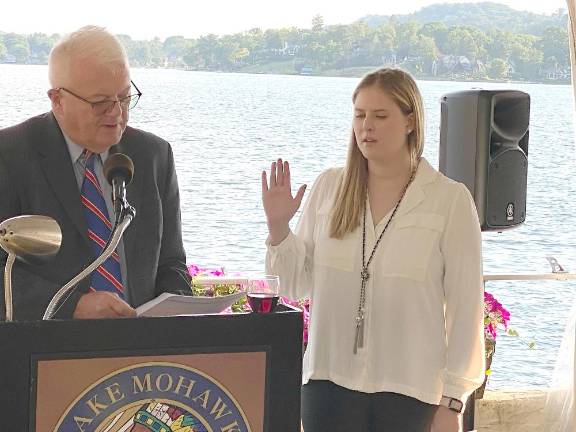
[486,148,528,229]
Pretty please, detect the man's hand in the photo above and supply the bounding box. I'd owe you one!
[430,405,461,432]
[73,292,136,319]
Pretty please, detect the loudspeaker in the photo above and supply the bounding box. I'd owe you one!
[439,89,530,231]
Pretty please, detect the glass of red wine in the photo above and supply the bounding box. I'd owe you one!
[247,275,280,313]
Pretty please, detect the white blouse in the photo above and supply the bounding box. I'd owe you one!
[266,158,485,404]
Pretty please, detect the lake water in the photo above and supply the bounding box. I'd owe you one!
[2,64,575,390]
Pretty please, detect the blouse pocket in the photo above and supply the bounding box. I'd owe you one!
[381,213,445,282]
[314,206,357,272]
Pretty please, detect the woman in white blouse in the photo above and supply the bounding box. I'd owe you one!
[261,68,485,432]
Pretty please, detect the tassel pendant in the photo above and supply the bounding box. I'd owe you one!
[353,312,365,354]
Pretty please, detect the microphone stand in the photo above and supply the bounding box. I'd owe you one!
[42,203,136,320]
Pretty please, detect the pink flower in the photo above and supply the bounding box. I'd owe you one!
[187,264,224,277]
[187,264,201,277]
[484,290,511,341]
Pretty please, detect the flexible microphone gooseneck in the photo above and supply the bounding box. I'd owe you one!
[42,153,136,320]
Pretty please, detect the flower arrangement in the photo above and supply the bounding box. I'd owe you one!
[483,290,533,370]
[476,290,513,397]
[187,264,310,338]
[187,264,248,312]
[477,290,534,398]
[483,291,511,361]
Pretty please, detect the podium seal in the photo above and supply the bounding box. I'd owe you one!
[54,362,251,432]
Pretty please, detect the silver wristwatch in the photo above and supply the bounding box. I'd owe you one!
[439,396,464,413]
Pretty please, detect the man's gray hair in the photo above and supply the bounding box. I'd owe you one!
[48,25,129,87]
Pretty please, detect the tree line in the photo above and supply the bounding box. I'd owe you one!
[0,3,570,82]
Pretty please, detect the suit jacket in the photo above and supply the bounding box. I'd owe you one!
[0,112,191,320]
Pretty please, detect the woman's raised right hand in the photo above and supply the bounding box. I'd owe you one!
[261,159,307,245]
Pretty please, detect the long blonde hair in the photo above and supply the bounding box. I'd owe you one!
[329,68,425,239]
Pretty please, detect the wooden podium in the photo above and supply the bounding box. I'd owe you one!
[0,305,303,431]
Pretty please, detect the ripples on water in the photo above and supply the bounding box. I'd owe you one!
[1,64,575,389]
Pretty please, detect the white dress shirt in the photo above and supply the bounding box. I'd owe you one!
[266,158,485,404]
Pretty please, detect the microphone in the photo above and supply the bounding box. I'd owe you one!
[0,215,62,321]
[103,153,134,219]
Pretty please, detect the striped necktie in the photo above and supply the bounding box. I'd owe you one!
[80,150,125,298]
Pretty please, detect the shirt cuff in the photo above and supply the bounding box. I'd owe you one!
[442,382,480,402]
[265,230,294,249]
[265,231,295,269]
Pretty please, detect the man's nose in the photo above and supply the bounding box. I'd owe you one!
[109,100,124,115]
[102,99,126,117]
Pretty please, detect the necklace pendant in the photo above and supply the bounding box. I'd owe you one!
[361,268,370,282]
[353,314,365,354]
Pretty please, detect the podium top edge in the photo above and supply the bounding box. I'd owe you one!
[0,303,303,325]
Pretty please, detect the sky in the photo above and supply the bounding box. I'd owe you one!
[0,0,569,40]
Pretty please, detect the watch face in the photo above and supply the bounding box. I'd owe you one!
[449,399,463,412]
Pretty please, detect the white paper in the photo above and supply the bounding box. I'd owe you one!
[136,291,246,317]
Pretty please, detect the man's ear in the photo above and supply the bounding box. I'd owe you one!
[47,89,63,115]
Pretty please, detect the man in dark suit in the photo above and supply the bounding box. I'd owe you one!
[0,26,191,320]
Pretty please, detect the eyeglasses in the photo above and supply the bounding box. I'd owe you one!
[56,80,143,115]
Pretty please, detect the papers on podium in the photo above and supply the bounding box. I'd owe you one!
[136,291,246,317]
[136,276,249,317]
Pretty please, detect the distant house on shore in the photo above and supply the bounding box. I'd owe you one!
[436,55,485,77]
[1,54,16,64]
[539,62,570,81]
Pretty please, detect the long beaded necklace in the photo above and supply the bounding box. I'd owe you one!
[353,170,416,354]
